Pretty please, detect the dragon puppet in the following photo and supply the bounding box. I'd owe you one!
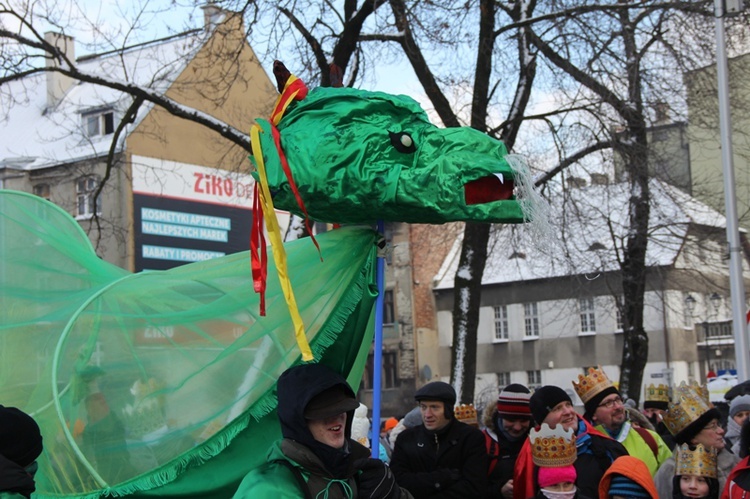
[0,62,543,499]
[248,61,542,361]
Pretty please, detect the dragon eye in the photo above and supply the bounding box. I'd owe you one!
[389,131,416,154]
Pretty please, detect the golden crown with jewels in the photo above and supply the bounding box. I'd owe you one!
[663,382,713,436]
[454,403,478,427]
[529,423,577,468]
[676,443,717,478]
[644,383,670,403]
[572,366,614,404]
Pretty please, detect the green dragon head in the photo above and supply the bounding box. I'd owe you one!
[251,85,538,224]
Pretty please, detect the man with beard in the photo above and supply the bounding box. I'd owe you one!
[642,383,675,450]
[512,385,628,499]
[574,368,671,476]
[390,381,488,498]
[482,384,532,498]
[233,363,411,498]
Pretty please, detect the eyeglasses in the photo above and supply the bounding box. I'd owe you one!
[598,396,624,409]
[702,420,721,432]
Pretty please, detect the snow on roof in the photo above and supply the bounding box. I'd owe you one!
[434,178,728,289]
[0,31,205,171]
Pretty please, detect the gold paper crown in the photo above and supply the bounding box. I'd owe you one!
[572,366,614,404]
[675,443,718,478]
[645,383,670,403]
[674,380,710,406]
[454,404,478,427]
[529,423,577,467]
[663,382,713,437]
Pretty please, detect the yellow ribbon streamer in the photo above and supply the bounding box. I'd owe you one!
[250,124,313,361]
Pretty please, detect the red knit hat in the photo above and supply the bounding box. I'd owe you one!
[497,383,532,419]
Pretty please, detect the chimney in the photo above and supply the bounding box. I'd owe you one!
[590,173,609,186]
[653,101,670,125]
[44,32,75,108]
[567,176,587,189]
[201,3,224,31]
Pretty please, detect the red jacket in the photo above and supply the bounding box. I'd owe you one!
[723,456,750,499]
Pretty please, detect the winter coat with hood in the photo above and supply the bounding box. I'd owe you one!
[482,405,529,498]
[233,363,410,499]
[597,455,658,499]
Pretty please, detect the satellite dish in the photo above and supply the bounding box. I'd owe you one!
[420,364,432,382]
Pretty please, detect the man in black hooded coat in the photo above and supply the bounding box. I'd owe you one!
[233,363,412,498]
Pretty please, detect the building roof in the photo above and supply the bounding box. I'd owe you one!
[434,178,728,289]
[0,30,207,171]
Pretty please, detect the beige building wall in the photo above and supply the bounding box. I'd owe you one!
[687,52,750,229]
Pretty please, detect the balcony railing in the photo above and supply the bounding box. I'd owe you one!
[696,320,733,342]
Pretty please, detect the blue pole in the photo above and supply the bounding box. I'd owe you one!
[371,220,385,458]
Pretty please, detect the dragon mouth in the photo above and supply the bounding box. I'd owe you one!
[464,173,514,205]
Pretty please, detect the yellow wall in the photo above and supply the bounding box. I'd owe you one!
[687,53,750,230]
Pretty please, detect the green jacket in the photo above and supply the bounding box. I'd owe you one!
[595,421,672,475]
[0,492,27,499]
[233,438,370,498]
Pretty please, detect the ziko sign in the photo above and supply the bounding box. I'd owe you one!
[131,156,257,272]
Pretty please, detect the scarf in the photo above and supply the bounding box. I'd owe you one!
[541,487,577,499]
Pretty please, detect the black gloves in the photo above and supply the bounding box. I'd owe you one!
[357,459,401,499]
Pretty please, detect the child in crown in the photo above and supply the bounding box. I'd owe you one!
[530,423,593,499]
[673,443,719,499]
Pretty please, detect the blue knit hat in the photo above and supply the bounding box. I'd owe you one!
[608,475,650,498]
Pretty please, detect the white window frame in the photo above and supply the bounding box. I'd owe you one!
[497,372,511,388]
[579,297,597,335]
[83,110,115,137]
[493,305,509,342]
[524,302,539,339]
[76,176,102,218]
[527,370,541,389]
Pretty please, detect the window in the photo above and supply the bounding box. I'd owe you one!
[524,302,539,337]
[497,372,511,388]
[76,176,101,217]
[527,370,541,389]
[493,305,509,341]
[615,295,624,332]
[33,183,50,200]
[579,297,596,334]
[383,289,395,325]
[363,351,400,389]
[83,110,114,137]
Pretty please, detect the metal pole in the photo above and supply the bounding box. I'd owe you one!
[371,220,385,457]
[714,0,750,380]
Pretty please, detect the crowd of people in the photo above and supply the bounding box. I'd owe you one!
[7,364,750,498]
[231,364,750,498]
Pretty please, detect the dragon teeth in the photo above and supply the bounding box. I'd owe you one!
[493,173,504,184]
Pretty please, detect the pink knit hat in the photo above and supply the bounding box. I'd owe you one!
[538,465,576,489]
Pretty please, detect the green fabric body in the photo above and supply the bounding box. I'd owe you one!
[233,440,361,498]
[251,86,528,224]
[0,190,378,498]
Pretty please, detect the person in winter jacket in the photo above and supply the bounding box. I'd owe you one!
[642,383,676,451]
[597,456,658,499]
[233,363,412,499]
[721,416,750,498]
[530,423,592,499]
[0,405,43,499]
[513,386,628,499]
[653,382,739,499]
[726,396,750,455]
[672,443,719,499]
[483,383,533,498]
[389,381,488,498]
[573,367,671,476]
